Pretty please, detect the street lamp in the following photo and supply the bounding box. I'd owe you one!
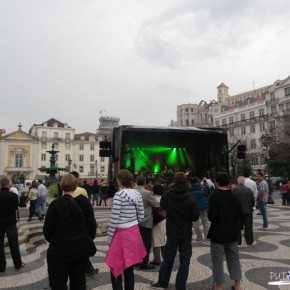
[260,134,272,182]
[260,134,272,149]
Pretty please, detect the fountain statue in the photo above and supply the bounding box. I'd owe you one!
[38,143,67,185]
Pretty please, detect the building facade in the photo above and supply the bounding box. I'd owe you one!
[0,123,39,184]
[176,75,290,172]
[0,117,120,183]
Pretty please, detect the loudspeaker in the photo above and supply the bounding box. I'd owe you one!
[99,150,111,157]
[100,141,111,149]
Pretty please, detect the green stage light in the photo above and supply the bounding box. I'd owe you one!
[168,148,177,165]
[125,158,130,168]
[178,148,185,165]
[154,164,160,173]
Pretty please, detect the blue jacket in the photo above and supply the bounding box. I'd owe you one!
[190,183,209,211]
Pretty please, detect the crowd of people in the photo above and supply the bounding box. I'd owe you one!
[0,167,287,290]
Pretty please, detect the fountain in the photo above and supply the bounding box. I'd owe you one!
[38,143,67,185]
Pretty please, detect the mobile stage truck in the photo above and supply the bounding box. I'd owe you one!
[108,125,228,181]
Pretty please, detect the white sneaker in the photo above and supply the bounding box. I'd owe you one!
[259,227,268,231]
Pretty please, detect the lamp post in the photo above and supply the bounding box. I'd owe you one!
[260,134,272,182]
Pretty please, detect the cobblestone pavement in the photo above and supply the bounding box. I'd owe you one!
[1,196,290,290]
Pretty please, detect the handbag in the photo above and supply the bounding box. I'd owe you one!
[153,207,166,226]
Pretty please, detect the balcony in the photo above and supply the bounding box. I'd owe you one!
[87,172,96,176]
[5,167,32,172]
[38,137,72,142]
[266,99,279,105]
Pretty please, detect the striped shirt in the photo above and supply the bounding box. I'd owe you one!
[107,188,144,244]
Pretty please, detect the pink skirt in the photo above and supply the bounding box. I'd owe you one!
[105,225,146,278]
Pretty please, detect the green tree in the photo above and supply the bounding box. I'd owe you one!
[48,183,59,198]
[267,143,290,177]
[236,159,254,180]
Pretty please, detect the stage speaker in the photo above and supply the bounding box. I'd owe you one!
[99,149,111,157]
[100,141,111,149]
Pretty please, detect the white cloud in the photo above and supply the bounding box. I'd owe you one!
[0,0,290,134]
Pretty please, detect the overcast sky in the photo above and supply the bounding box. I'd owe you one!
[1,0,290,134]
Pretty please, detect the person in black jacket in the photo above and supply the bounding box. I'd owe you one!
[207,172,243,290]
[150,172,199,290]
[43,174,97,290]
[0,177,25,272]
[232,176,255,245]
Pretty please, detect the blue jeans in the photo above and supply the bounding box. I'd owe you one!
[259,200,268,228]
[0,224,23,271]
[158,238,192,290]
[36,196,47,217]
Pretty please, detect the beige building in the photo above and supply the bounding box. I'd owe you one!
[176,75,290,171]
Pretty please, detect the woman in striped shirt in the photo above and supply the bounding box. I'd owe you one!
[105,169,146,290]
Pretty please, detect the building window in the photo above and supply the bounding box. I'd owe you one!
[240,113,245,121]
[79,166,84,173]
[185,108,188,112]
[285,87,290,96]
[270,121,275,131]
[15,154,23,167]
[251,155,259,166]
[250,139,256,149]
[241,127,246,135]
[65,154,70,161]
[250,124,255,133]
[259,109,264,117]
[222,119,226,126]
[229,128,234,136]
[54,132,58,139]
[249,111,255,119]
[101,157,105,162]
[271,106,277,116]
[41,142,47,149]
[90,144,94,150]
[65,133,70,140]
[101,166,105,173]
[229,117,233,124]
[90,155,94,162]
[191,108,193,112]
[90,165,94,173]
[260,123,265,131]
[191,119,194,126]
[185,119,189,126]
[65,143,70,149]
[54,143,59,150]
[41,153,46,161]
[270,91,275,100]
[41,131,47,138]
[79,154,84,162]
[215,121,220,127]
[79,144,84,150]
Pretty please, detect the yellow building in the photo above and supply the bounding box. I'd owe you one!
[0,123,38,183]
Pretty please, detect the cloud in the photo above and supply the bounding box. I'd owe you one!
[135,0,290,68]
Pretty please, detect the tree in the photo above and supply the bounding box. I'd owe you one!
[236,159,254,180]
[267,143,290,177]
